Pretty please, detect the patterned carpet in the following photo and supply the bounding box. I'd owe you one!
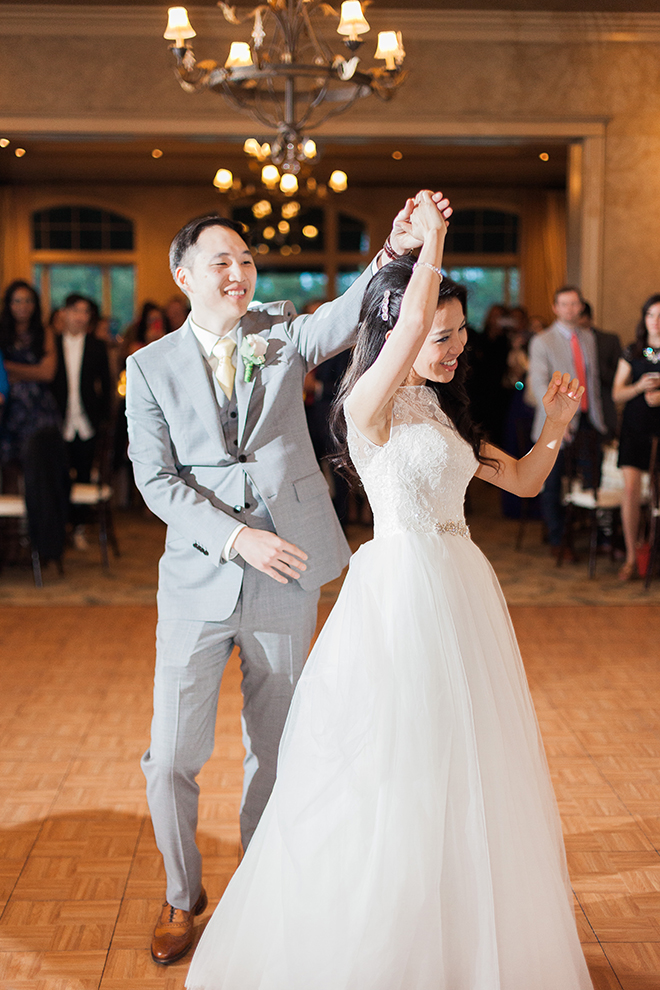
[1,481,659,607]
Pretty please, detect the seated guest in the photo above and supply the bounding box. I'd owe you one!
[0,351,8,408]
[0,280,60,492]
[51,293,112,549]
[528,285,606,556]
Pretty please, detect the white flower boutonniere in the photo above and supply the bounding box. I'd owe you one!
[239,334,268,383]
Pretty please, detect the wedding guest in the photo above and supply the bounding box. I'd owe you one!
[165,295,190,331]
[0,280,60,492]
[51,293,111,549]
[580,300,622,442]
[612,293,660,580]
[528,285,606,556]
[123,302,171,358]
[0,352,8,407]
[126,194,452,966]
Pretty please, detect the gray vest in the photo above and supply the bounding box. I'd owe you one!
[213,373,274,535]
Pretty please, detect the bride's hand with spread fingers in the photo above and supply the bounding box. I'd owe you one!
[542,371,584,426]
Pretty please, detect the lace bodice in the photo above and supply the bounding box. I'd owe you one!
[345,386,478,540]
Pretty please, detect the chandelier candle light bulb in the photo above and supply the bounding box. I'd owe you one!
[262,164,280,189]
[213,168,234,192]
[337,2,370,44]
[374,31,400,71]
[225,42,253,69]
[164,6,196,48]
[328,170,348,193]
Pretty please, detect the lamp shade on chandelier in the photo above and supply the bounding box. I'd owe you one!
[163,1,407,175]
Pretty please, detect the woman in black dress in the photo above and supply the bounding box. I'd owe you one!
[0,280,60,489]
[612,293,660,579]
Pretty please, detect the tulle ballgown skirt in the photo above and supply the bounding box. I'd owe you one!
[186,531,593,990]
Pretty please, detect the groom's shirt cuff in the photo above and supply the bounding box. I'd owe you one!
[222,523,247,562]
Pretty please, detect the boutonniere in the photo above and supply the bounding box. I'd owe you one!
[239,334,268,383]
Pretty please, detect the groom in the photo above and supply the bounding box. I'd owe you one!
[126,193,451,965]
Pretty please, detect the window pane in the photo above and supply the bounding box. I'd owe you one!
[31,206,134,251]
[445,209,519,255]
[48,265,103,309]
[337,268,366,295]
[338,213,369,253]
[447,266,519,329]
[254,270,328,312]
[110,266,136,335]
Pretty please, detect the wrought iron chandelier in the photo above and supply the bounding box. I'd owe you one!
[164,1,407,178]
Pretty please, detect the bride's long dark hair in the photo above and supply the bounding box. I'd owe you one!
[330,256,497,479]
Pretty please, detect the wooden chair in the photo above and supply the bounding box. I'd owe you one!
[645,436,660,589]
[0,493,46,587]
[69,425,120,568]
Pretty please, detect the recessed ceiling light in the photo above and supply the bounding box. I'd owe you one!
[152,148,163,159]
[14,148,26,158]
[0,138,10,148]
[539,152,550,161]
[392,150,403,160]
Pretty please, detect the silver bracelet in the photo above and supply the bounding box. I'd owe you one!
[413,261,443,281]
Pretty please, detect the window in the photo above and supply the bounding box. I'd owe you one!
[32,206,134,252]
[31,206,136,333]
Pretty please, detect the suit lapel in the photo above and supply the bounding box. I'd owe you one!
[168,322,228,452]
[235,319,271,445]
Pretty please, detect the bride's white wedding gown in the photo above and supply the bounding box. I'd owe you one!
[186,385,593,990]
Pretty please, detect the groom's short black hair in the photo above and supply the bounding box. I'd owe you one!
[169,214,251,277]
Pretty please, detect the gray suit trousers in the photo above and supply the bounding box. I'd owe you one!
[141,566,320,911]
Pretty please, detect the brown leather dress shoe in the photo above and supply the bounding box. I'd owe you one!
[151,887,208,965]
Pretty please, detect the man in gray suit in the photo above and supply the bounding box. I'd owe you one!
[528,285,606,554]
[127,197,451,964]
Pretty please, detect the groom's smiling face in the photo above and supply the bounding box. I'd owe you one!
[176,225,258,328]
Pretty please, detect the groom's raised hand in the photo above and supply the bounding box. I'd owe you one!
[233,527,308,584]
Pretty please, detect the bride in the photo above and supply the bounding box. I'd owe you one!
[186,191,593,989]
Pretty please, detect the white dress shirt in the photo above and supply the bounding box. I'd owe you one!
[62,331,95,442]
[190,318,245,561]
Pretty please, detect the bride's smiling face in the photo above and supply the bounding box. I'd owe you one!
[407,298,467,385]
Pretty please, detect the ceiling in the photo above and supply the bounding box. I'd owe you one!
[0,135,568,191]
[3,0,659,8]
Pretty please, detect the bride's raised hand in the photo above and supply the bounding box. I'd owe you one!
[542,372,584,426]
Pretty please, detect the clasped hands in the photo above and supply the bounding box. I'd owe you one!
[389,190,453,256]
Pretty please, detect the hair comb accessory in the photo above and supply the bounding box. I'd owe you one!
[380,290,391,322]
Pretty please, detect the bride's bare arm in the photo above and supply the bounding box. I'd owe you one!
[346,193,448,446]
[475,372,584,496]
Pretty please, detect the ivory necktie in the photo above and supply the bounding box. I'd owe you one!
[570,332,588,412]
[212,336,236,400]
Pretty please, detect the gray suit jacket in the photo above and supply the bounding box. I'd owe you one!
[528,321,606,442]
[126,264,373,621]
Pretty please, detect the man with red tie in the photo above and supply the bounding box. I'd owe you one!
[528,285,606,556]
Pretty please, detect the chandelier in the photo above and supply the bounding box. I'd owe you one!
[164,2,407,177]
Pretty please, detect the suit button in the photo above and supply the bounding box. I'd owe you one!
[233,505,242,513]
[233,439,238,446]
[238,454,247,463]
[230,411,237,419]
[244,503,250,510]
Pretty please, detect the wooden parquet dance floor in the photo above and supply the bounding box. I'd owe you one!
[1,602,660,989]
